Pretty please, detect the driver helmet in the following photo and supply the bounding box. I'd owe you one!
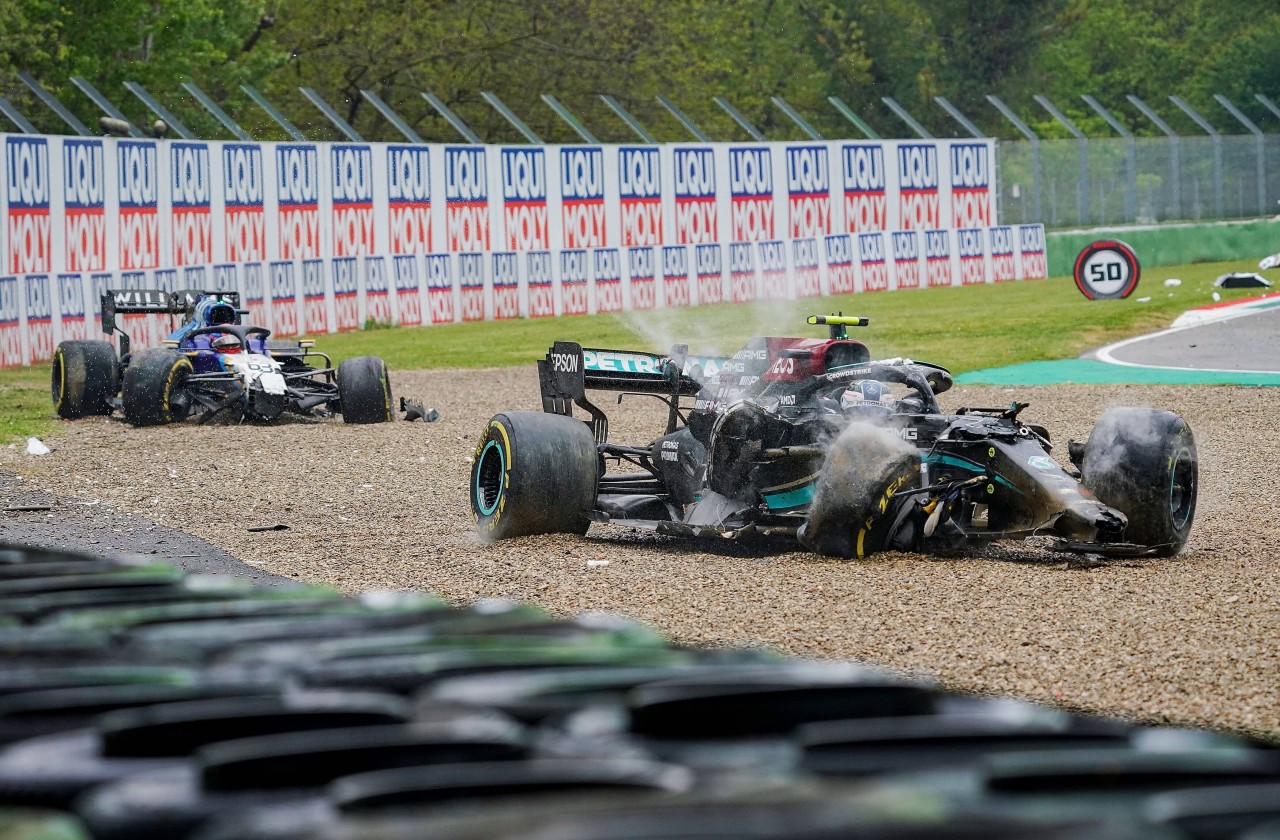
[194,298,238,327]
[211,333,242,354]
[841,379,897,415]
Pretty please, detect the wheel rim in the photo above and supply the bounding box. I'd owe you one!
[50,352,64,405]
[1168,446,1196,531]
[475,441,505,516]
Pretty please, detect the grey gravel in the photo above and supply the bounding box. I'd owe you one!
[1,369,1277,739]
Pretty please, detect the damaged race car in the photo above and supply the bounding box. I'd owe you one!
[51,289,393,426]
[470,315,1197,558]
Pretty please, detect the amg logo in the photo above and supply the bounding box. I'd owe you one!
[551,352,579,373]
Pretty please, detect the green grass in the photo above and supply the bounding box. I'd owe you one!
[0,257,1269,444]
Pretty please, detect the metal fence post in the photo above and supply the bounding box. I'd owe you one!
[541,95,600,144]
[1127,95,1181,221]
[1170,95,1223,218]
[988,96,1042,224]
[1082,95,1136,222]
[17,71,92,135]
[827,97,880,139]
[657,96,712,142]
[713,97,767,141]
[71,76,142,137]
[881,97,932,138]
[480,92,543,144]
[1035,95,1089,225]
[183,82,253,141]
[1215,94,1267,216]
[360,89,426,143]
[0,96,38,133]
[421,92,482,144]
[600,95,657,144]
[933,97,985,138]
[123,82,195,139]
[242,85,308,141]
[300,87,364,141]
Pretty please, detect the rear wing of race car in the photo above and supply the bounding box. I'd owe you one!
[538,341,727,443]
[101,289,243,355]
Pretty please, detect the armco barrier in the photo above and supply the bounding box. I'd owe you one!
[1,133,1048,368]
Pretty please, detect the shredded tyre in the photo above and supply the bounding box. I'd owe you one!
[51,340,118,419]
[121,349,193,427]
[337,356,393,424]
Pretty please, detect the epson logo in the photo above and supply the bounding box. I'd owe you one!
[458,253,484,286]
[1019,224,1046,252]
[897,144,938,191]
[825,234,852,264]
[331,145,373,204]
[786,146,828,194]
[628,246,655,277]
[988,226,1014,255]
[695,244,722,275]
[117,141,158,207]
[662,245,687,277]
[560,147,604,200]
[223,144,263,206]
[842,144,885,192]
[759,241,786,273]
[729,148,772,197]
[501,148,545,201]
[388,146,431,203]
[673,148,715,198]
[892,231,919,261]
[170,143,210,207]
[950,143,990,188]
[492,251,518,284]
[561,249,588,283]
[63,140,104,208]
[425,254,452,288]
[925,230,951,259]
[593,248,621,281]
[793,237,820,269]
[957,228,984,258]
[729,243,755,274]
[276,145,318,205]
[5,137,49,208]
[528,250,553,285]
[446,147,487,202]
[619,147,660,199]
[858,232,885,263]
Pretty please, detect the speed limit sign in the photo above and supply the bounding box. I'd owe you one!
[1073,240,1140,299]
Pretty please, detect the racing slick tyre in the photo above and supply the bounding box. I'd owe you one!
[471,411,597,541]
[121,349,193,427]
[51,340,118,419]
[337,356,393,424]
[799,423,919,559]
[1081,407,1197,557]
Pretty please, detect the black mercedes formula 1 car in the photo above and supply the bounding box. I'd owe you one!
[51,289,393,426]
[470,315,1197,558]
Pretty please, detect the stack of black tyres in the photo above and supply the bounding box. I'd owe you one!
[0,542,1278,840]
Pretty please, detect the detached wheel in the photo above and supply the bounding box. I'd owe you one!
[337,356,393,424]
[1082,407,1197,556]
[121,349,193,427]
[471,411,597,540]
[799,422,919,558]
[52,340,118,419]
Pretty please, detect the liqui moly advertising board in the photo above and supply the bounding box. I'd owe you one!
[425,254,456,324]
[388,145,431,253]
[661,245,690,308]
[24,274,52,363]
[627,246,656,309]
[501,148,547,250]
[694,244,723,305]
[793,238,822,298]
[786,145,831,238]
[729,147,773,242]
[759,240,788,300]
[619,147,662,246]
[364,256,390,326]
[858,232,889,292]
[560,249,589,315]
[561,147,606,248]
[223,143,265,262]
[62,140,105,272]
[950,142,993,228]
[1018,224,1047,279]
[276,144,320,259]
[171,142,212,266]
[458,253,486,321]
[333,257,360,330]
[842,143,887,233]
[492,251,519,319]
[446,147,490,251]
[331,145,374,257]
[56,272,88,341]
[592,248,623,313]
[527,250,555,317]
[672,148,717,244]
[302,258,328,333]
[0,277,20,366]
[118,140,160,269]
[729,242,757,303]
[6,137,51,275]
[897,144,940,230]
[393,255,424,326]
[891,230,921,290]
[925,229,954,288]
[988,226,1016,281]
[957,227,987,285]
[269,260,299,336]
[824,234,855,295]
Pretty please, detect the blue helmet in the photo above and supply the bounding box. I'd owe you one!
[194,298,238,327]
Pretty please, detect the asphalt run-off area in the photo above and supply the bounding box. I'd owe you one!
[956,292,1280,386]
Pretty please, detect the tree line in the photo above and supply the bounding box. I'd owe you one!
[3,0,1278,142]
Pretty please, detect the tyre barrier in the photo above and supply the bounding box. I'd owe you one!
[0,541,1277,839]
